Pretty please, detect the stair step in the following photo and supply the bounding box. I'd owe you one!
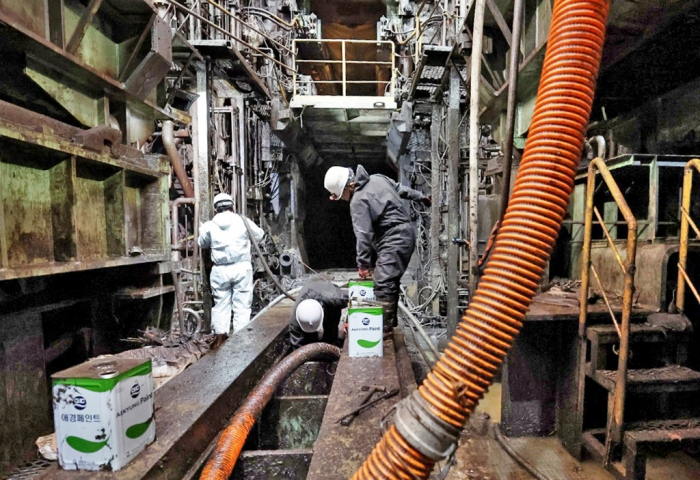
[588,365,700,393]
[587,313,692,345]
[582,421,700,480]
[624,418,700,443]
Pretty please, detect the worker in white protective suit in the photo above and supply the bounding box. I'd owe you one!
[198,193,265,348]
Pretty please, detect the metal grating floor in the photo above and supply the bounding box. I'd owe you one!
[2,458,53,480]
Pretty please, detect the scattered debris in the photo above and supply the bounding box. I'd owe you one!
[35,434,57,461]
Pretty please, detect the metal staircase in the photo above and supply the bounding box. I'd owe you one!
[577,158,700,480]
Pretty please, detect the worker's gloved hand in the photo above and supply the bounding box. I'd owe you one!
[421,196,432,207]
[358,268,372,279]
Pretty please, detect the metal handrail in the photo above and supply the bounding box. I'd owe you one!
[292,39,396,99]
[166,0,295,74]
[677,158,700,311]
[578,158,638,463]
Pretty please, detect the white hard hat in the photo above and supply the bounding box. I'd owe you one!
[213,192,233,208]
[296,299,324,333]
[324,167,351,198]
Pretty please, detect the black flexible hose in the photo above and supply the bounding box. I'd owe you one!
[240,215,297,301]
[494,423,551,480]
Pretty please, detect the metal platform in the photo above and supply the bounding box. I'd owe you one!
[305,333,415,480]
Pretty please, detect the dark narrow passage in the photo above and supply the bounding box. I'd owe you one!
[302,161,396,269]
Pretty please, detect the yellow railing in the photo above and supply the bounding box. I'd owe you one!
[578,158,638,463]
[292,39,395,99]
[677,158,700,312]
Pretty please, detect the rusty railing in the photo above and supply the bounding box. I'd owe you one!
[292,39,395,99]
[578,157,638,463]
[677,158,700,312]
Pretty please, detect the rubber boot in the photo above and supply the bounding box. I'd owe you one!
[375,298,394,332]
[383,303,397,333]
[390,295,400,328]
[210,333,228,350]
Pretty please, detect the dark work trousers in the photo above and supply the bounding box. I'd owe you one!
[373,223,416,302]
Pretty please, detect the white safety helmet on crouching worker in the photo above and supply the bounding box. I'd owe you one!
[213,192,234,211]
[296,299,324,333]
[324,167,353,198]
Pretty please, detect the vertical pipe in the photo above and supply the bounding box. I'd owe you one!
[430,104,443,300]
[498,0,524,223]
[163,121,195,198]
[188,0,195,42]
[578,167,595,337]
[342,41,347,97]
[238,97,247,217]
[293,40,298,98]
[390,42,396,98]
[193,201,200,302]
[447,67,461,336]
[468,0,487,295]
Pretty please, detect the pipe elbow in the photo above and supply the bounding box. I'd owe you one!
[163,120,195,198]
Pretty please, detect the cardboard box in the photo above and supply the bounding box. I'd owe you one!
[52,358,155,471]
[348,306,384,357]
[348,281,375,303]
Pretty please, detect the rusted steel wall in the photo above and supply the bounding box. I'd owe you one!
[590,243,700,310]
[0,0,46,38]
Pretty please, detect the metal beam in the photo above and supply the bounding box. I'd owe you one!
[0,11,191,123]
[47,0,65,48]
[498,0,524,225]
[166,51,197,106]
[65,0,104,55]
[447,67,461,336]
[118,13,157,82]
[486,0,512,47]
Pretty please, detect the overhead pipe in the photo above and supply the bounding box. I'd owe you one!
[163,120,195,198]
[200,343,341,480]
[352,0,610,477]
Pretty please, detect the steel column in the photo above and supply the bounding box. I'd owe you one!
[447,67,461,336]
[430,103,444,303]
[468,0,487,294]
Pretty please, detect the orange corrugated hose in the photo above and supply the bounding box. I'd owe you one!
[352,0,610,478]
[200,343,341,480]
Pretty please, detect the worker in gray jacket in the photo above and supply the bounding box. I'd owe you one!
[288,281,348,350]
[324,165,430,329]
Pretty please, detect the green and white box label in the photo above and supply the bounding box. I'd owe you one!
[52,359,155,471]
[348,306,384,358]
[348,281,375,302]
